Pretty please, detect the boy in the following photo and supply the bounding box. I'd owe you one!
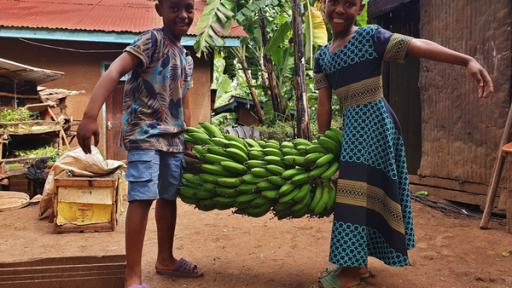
[77,0,203,287]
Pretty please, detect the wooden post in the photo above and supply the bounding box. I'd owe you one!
[480,103,512,229]
[291,0,311,140]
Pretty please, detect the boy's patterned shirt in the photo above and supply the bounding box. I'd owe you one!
[121,27,193,152]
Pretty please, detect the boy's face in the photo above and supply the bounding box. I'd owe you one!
[156,0,195,39]
[324,0,364,34]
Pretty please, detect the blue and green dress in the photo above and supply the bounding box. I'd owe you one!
[314,25,415,267]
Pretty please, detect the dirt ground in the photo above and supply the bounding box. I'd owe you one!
[0,199,511,288]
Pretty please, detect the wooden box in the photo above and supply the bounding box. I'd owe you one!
[0,255,125,288]
[53,174,119,234]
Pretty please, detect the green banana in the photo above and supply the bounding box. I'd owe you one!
[188,133,212,145]
[262,142,280,150]
[324,183,336,216]
[248,150,265,160]
[213,196,236,209]
[267,176,286,186]
[245,160,267,169]
[196,190,216,200]
[179,195,197,205]
[290,173,310,185]
[251,168,271,178]
[249,196,269,208]
[278,182,296,196]
[281,148,300,156]
[217,177,242,188]
[225,148,249,163]
[238,183,257,194]
[280,141,295,149]
[256,180,277,191]
[321,162,339,179]
[319,136,340,156]
[220,161,248,175]
[227,141,248,154]
[206,146,231,158]
[203,153,231,164]
[215,186,240,197]
[308,164,331,178]
[291,190,312,214]
[293,184,312,202]
[182,173,200,184]
[309,185,324,212]
[192,145,207,157]
[244,138,261,149]
[261,190,279,200]
[263,156,284,167]
[292,138,312,148]
[197,199,216,211]
[241,204,271,217]
[242,174,263,184]
[263,148,282,158]
[266,165,285,175]
[186,126,207,135]
[313,184,331,215]
[304,152,325,166]
[306,144,328,154]
[198,173,218,184]
[282,168,305,179]
[211,137,229,147]
[315,153,335,168]
[199,122,224,138]
[235,193,258,206]
[179,186,197,198]
[201,164,232,177]
[324,129,343,148]
[225,134,246,146]
[278,187,301,204]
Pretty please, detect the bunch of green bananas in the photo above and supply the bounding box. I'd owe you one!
[180,122,343,219]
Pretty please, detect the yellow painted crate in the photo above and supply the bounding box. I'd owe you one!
[53,174,119,233]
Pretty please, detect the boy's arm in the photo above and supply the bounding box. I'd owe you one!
[317,86,333,134]
[407,39,494,98]
[77,52,140,154]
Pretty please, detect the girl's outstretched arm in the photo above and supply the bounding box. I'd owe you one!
[317,86,333,134]
[407,39,494,98]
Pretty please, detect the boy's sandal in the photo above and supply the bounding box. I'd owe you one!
[155,258,204,278]
[318,272,366,288]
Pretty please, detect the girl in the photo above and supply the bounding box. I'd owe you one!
[314,0,493,287]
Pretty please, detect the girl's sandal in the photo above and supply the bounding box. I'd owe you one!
[318,271,366,288]
[322,266,373,281]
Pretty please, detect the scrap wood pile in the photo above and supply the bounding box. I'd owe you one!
[180,122,343,219]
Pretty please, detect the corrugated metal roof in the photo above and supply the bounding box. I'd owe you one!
[0,0,246,37]
[0,58,64,85]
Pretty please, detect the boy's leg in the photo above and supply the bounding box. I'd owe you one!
[125,200,153,287]
[155,198,177,267]
[125,150,160,287]
[155,152,203,277]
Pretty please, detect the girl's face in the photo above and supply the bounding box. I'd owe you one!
[324,0,364,34]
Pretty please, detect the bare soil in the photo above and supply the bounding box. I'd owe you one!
[0,199,511,288]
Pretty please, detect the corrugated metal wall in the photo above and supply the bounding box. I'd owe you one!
[418,0,512,185]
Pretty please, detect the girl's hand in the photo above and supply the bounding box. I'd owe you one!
[466,58,494,98]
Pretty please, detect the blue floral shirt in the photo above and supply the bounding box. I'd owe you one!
[122,27,193,152]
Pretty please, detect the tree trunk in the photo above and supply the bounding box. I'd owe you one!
[291,0,311,139]
[235,50,265,124]
[258,9,283,116]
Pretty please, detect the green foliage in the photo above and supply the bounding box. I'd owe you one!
[193,0,235,57]
[258,120,295,142]
[0,108,34,122]
[13,146,62,162]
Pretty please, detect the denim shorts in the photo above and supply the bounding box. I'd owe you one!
[125,149,184,202]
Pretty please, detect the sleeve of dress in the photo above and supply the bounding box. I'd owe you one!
[373,27,414,63]
[124,30,158,69]
[313,52,329,90]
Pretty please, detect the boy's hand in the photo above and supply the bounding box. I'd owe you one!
[466,58,494,98]
[77,117,100,154]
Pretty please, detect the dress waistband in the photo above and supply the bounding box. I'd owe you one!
[335,76,384,109]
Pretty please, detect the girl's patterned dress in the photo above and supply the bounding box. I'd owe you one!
[314,25,415,267]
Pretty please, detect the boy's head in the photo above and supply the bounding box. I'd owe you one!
[323,0,365,33]
[155,0,195,40]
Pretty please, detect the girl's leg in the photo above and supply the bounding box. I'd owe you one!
[125,200,153,287]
